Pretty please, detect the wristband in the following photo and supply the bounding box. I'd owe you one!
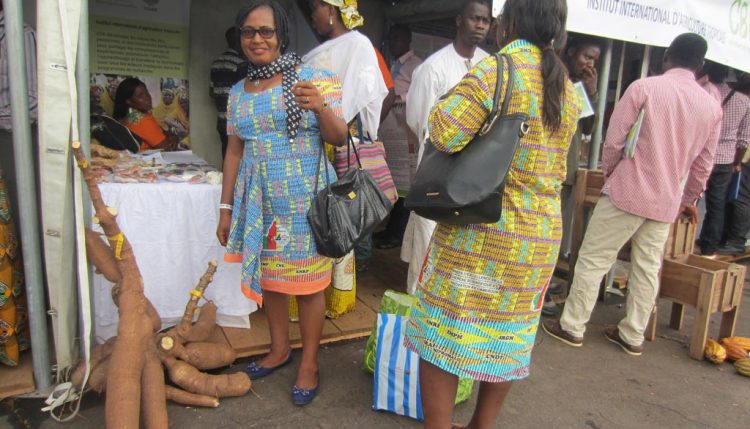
[219,203,233,211]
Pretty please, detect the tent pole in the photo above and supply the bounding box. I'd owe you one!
[77,2,90,182]
[76,0,94,358]
[640,45,652,78]
[3,0,52,390]
[615,41,626,102]
[588,38,613,169]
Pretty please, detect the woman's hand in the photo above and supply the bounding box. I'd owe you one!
[292,81,327,114]
[216,210,232,247]
[159,134,180,152]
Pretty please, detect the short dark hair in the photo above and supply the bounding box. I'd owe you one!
[113,77,145,120]
[388,24,412,41]
[566,34,602,54]
[665,33,707,70]
[460,0,492,16]
[225,27,238,47]
[235,0,290,53]
[697,60,728,84]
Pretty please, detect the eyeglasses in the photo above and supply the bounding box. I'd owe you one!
[240,26,276,40]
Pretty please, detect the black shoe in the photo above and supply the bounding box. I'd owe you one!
[541,288,561,317]
[541,303,560,317]
[717,245,746,256]
[375,237,400,249]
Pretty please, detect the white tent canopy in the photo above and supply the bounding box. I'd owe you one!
[493,0,750,73]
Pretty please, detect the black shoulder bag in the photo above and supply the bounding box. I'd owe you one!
[404,53,529,224]
[91,114,141,153]
[307,135,393,258]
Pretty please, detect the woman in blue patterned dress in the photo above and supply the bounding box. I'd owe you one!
[403,0,581,427]
[216,0,348,406]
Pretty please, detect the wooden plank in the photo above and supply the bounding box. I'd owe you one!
[645,308,657,341]
[583,195,599,205]
[223,312,269,358]
[686,254,733,271]
[719,307,739,340]
[227,299,377,358]
[288,319,341,348]
[223,245,407,358]
[715,249,750,263]
[357,281,385,312]
[659,259,703,304]
[569,170,590,283]
[0,353,35,399]
[586,170,605,192]
[689,273,716,360]
[730,264,746,307]
[329,299,377,337]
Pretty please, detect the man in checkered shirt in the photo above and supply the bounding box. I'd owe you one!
[697,62,750,257]
[718,71,750,256]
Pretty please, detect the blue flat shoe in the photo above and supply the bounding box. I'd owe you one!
[244,352,292,380]
[291,384,319,406]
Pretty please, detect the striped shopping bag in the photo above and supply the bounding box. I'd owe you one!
[333,138,399,205]
[372,313,424,421]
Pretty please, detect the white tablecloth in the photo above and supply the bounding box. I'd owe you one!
[92,181,256,341]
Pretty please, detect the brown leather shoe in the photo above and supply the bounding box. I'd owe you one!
[604,326,644,356]
[542,319,583,347]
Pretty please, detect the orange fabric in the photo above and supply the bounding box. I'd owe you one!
[224,253,242,263]
[125,114,166,151]
[226,252,332,305]
[374,48,394,90]
[259,276,330,296]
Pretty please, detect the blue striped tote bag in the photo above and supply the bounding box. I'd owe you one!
[372,313,424,421]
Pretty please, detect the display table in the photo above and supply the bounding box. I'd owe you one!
[92,181,256,341]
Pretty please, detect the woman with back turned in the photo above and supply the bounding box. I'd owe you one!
[403,0,581,427]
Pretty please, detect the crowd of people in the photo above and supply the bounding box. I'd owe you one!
[201,0,750,427]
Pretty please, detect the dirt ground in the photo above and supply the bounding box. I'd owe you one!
[2,262,749,429]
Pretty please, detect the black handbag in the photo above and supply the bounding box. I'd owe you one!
[404,53,529,224]
[91,114,141,153]
[307,135,393,258]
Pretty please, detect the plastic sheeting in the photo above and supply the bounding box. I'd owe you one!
[37,0,83,375]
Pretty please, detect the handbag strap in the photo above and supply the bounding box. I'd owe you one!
[344,115,366,170]
[313,142,332,195]
[479,53,515,135]
[313,133,364,195]
[722,89,736,107]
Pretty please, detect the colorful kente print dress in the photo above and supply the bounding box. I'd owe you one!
[404,40,582,382]
[224,65,343,305]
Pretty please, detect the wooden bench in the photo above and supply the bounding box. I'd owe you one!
[569,169,747,360]
[645,255,746,359]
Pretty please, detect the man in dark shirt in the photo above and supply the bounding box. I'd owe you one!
[543,35,602,317]
[209,27,246,160]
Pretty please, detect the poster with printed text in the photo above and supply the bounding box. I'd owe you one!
[89,0,192,148]
[493,0,750,73]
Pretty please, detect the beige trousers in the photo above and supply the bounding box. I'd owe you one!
[559,197,671,346]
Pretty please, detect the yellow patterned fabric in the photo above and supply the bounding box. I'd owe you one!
[322,0,364,29]
[404,40,582,382]
[0,177,27,366]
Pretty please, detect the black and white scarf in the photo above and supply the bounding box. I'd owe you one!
[247,52,303,139]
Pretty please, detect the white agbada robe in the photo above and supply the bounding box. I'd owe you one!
[401,43,489,294]
[302,30,388,140]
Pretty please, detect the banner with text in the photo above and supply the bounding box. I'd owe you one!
[493,0,750,72]
[89,0,192,147]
